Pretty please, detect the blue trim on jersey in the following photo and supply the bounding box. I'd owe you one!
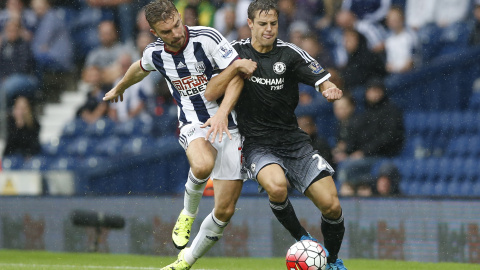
[193,42,214,79]
[189,29,222,44]
[151,51,187,124]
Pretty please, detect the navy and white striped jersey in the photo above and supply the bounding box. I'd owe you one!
[141,25,239,128]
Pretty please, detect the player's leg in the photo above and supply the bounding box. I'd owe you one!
[163,130,243,269]
[173,124,218,249]
[304,176,346,270]
[183,179,243,265]
[254,159,309,241]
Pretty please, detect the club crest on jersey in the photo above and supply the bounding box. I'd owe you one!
[220,44,233,58]
[308,60,324,74]
[194,61,206,73]
[273,62,286,75]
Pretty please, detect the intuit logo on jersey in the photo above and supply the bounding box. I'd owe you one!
[172,74,209,97]
[250,76,285,91]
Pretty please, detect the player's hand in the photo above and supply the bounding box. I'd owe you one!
[103,87,125,103]
[322,87,343,102]
[201,113,232,143]
[236,59,257,79]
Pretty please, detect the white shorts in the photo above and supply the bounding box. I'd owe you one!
[178,123,244,180]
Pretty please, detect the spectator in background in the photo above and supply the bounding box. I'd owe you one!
[0,0,37,41]
[3,96,41,157]
[374,162,401,196]
[76,66,109,124]
[341,0,391,24]
[85,0,151,43]
[84,21,134,86]
[315,0,343,30]
[385,6,417,74]
[341,29,386,91]
[214,3,237,41]
[335,9,386,53]
[300,34,335,71]
[214,0,250,40]
[0,19,39,108]
[136,8,151,33]
[31,0,74,73]
[288,20,309,46]
[237,24,251,40]
[337,79,404,192]
[470,0,480,46]
[405,0,470,30]
[108,53,153,123]
[331,94,357,166]
[297,114,334,169]
[175,0,215,27]
[277,0,311,41]
[183,4,199,26]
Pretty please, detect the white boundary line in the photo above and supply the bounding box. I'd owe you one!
[0,263,217,270]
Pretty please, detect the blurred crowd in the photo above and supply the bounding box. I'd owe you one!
[2,0,480,196]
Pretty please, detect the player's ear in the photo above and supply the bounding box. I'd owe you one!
[150,28,158,38]
[247,18,253,30]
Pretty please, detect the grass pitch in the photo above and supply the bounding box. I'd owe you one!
[0,250,478,270]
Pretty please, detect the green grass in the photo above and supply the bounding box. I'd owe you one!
[0,250,478,270]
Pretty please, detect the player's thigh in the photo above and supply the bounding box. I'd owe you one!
[257,164,289,199]
[186,137,217,167]
[210,130,243,180]
[304,175,341,217]
[212,179,243,220]
[180,123,217,175]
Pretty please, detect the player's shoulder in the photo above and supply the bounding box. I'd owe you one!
[188,26,224,44]
[276,39,315,62]
[143,38,164,54]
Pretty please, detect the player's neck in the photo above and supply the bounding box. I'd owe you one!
[251,39,273,54]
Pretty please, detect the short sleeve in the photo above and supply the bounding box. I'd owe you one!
[290,46,331,91]
[206,28,238,70]
[140,45,157,72]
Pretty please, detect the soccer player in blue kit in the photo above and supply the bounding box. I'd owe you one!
[103,0,256,269]
[203,1,348,269]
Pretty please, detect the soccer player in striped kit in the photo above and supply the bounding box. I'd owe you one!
[103,1,256,269]
[203,1,348,269]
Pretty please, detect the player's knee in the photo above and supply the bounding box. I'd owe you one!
[190,163,214,179]
[321,199,342,220]
[266,184,288,202]
[214,205,235,222]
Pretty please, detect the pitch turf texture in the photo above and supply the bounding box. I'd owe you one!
[0,250,478,270]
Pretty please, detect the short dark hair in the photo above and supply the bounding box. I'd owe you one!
[247,0,279,21]
[144,0,178,28]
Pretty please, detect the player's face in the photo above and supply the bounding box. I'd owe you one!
[150,12,186,52]
[248,9,278,53]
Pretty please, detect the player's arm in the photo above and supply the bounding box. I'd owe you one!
[318,80,343,102]
[202,75,244,143]
[204,58,256,101]
[103,60,149,103]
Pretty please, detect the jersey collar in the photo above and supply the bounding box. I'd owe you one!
[164,25,190,55]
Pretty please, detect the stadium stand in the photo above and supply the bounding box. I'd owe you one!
[1,0,480,198]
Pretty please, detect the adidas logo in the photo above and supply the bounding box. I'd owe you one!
[177,62,186,69]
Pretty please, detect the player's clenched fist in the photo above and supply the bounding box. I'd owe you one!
[235,59,257,79]
[322,87,343,102]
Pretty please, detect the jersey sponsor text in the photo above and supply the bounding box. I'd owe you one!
[172,74,209,97]
[249,76,285,91]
